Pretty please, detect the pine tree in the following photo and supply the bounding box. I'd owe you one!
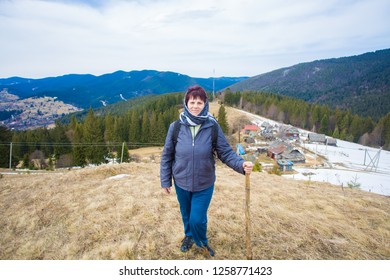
[0,125,12,168]
[121,142,129,163]
[340,111,351,132]
[82,107,106,165]
[129,110,141,145]
[332,125,340,139]
[70,116,78,131]
[381,112,390,149]
[156,113,167,144]
[52,124,72,159]
[73,124,86,167]
[310,105,321,132]
[349,115,362,142]
[320,114,329,135]
[148,111,158,144]
[141,110,149,144]
[218,104,229,134]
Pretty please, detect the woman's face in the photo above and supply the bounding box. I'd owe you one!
[187,96,205,116]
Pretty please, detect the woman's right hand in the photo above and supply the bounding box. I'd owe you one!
[163,187,172,194]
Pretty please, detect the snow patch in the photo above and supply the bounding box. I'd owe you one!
[107,174,130,180]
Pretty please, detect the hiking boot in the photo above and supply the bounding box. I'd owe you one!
[180,236,194,252]
[200,244,215,257]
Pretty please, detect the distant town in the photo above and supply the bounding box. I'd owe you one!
[0,89,82,130]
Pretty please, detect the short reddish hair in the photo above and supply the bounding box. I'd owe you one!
[185,85,207,105]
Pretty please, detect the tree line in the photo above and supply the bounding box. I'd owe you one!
[0,93,183,169]
[0,92,228,169]
[1,89,389,169]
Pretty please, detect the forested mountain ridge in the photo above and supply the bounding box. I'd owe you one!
[227,49,390,120]
[0,70,247,109]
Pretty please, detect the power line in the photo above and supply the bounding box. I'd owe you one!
[0,141,165,147]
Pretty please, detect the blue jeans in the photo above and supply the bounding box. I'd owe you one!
[174,183,214,247]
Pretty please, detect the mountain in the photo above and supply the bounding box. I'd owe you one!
[0,70,248,109]
[227,49,390,120]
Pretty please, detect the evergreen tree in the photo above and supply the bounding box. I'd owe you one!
[380,112,390,149]
[340,128,347,140]
[332,125,340,139]
[218,104,229,134]
[122,142,130,163]
[129,110,141,145]
[340,111,351,132]
[141,110,149,144]
[319,114,329,135]
[70,115,78,131]
[349,115,362,142]
[22,153,30,169]
[52,124,72,159]
[73,124,86,167]
[82,107,106,165]
[148,111,159,145]
[11,133,27,160]
[310,105,321,132]
[104,114,116,143]
[0,125,12,168]
[114,116,128,142]
[155,113,167,144]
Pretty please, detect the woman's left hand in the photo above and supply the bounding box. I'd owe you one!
[243,161,253,174]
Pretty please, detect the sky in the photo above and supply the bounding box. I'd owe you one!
[0,0,389,79]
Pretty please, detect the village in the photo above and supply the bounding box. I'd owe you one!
[237,121,337,174]
[0,90,82,130]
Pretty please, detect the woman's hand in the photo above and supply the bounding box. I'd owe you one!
[163,187,172,194]
[243,161,254,175]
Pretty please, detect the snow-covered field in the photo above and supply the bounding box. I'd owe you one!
[286,140,390,196]
[239,109,390,197]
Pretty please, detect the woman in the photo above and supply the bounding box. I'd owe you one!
[160,85,253,257]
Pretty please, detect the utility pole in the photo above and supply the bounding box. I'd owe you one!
[9,142,12,169]
[212,68,215,98]
[120,142,125,163]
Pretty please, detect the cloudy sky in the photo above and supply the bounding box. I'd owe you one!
[0,0,389,79]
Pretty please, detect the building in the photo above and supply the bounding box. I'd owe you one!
[277,159,294,172]
[242,124,259,136]
[267,140,292,160]
[279,125,300,140]
[308,133,326,144]
[281,148,306,163]
[326,137,337,146]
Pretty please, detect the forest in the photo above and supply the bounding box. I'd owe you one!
[1,90,389,169]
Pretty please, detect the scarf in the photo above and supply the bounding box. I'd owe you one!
[179,99,214,126]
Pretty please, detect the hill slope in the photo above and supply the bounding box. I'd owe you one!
[1,162,389,260]
[228,49,390,120]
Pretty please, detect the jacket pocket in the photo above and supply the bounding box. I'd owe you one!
[198,159,215,186]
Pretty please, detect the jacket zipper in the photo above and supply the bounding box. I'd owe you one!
[191,126,195,191]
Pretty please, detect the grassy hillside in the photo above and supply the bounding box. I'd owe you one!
[1,160,389,260]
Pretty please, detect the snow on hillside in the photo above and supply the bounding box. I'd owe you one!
[238,109,390,197]
[290,140,390,196]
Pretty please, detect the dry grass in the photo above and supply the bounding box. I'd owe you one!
[1,161,389,260]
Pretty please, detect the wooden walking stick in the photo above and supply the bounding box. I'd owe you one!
[245,173,252,260]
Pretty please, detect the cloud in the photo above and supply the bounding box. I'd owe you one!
[0,0,389,78]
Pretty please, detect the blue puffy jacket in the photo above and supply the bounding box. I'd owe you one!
[160,119,245,192]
